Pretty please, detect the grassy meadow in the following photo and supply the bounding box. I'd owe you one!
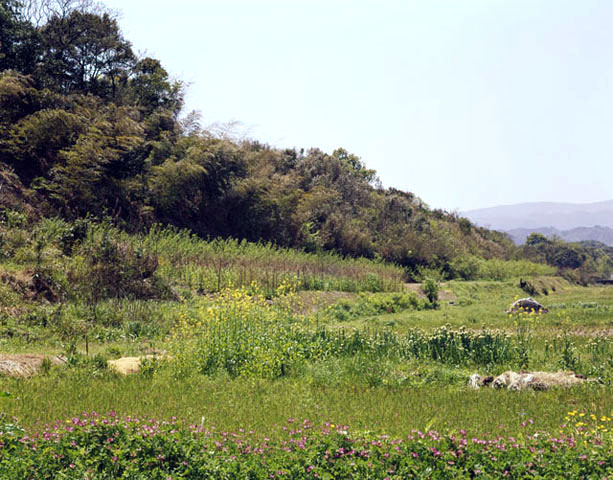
[0,217,611,477]
[1,280,610,435]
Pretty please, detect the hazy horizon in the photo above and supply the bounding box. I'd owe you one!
[463,198,613,213]
[104,0,613,211]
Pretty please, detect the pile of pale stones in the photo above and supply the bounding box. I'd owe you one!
[469,371,590,391]
[505,297,549,314]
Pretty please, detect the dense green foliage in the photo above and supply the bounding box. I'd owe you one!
[0,412,611,479]
[0,0,521,276]
[2,1,611,280]
[520,234,613,283]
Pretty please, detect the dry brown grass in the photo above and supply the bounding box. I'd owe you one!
[0,354,65,377]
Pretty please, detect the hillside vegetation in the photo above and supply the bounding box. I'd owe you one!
[0,0,525,274]
[507,225,613,247]
[2,1,611,284]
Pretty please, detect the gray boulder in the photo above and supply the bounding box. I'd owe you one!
[505,297,548,314]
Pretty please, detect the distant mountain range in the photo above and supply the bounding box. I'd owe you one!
[463,200,613,246]
[504,225,613,246]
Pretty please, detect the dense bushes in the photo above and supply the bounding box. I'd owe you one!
[71,227,173,301]
[0,215,173,303]
[0,0,519,271]
[520,234,613,281]
[449,255,556,281]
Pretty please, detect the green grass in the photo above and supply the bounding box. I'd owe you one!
[336,281,613,334]
[0,372,610,439]
[449,255,557,280]
[0,278,611,438]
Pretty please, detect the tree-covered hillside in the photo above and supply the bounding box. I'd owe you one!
[1,0,611,280]
[0,0,515,271]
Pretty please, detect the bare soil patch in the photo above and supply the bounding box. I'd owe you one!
[404,283,457,302]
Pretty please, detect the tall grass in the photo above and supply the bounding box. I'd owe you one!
[1,217,405,296]
[85,223,405,294]
[2,372,610,438]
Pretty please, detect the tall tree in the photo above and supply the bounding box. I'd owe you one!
[0,0,40,73]
[17,0,107,27]
[38,9,135,97]
[44,104,144,217]
[130,57,183,116]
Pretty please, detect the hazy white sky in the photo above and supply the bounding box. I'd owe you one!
[104,0,612,211]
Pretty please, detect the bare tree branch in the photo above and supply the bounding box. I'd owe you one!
[17,0,116,27]
[205,120,252,142]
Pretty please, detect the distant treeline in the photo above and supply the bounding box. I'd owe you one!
[1,0,611,280]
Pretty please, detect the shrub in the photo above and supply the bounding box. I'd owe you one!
[519,278,538,296]
[70,227,173,301]
[422,278,439,308]
[450,255,481,280]
[325,292,421,321]
[0,208,27,228]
